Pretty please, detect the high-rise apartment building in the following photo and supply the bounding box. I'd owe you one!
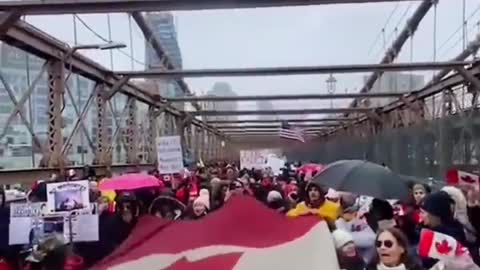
[145,12,185,110]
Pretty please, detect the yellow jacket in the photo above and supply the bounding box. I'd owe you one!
[286,200,340,223]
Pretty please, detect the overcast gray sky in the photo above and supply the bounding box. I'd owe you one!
[25,1,480,112]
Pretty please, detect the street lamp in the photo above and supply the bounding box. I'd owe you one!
[71,42,127,53]
[326,74,337,108]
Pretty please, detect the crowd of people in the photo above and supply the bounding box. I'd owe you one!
[0,162,479,270]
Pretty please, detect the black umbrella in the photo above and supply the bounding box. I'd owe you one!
[311,160,411,201]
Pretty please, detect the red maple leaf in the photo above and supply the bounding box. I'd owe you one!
[166,252,243,270]
[461,175,476,184]
[435,240,453,255]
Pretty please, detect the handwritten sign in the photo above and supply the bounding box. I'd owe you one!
[240,149,283,170]
[156,136,184,174]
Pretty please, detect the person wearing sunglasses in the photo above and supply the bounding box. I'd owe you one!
[367,228,423,270]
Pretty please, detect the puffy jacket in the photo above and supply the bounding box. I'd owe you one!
[286,200,339,223]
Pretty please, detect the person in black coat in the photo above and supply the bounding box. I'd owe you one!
[419,191,467,268]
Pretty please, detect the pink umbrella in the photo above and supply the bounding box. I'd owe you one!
[99,173,163,191]
[297,163,324,176]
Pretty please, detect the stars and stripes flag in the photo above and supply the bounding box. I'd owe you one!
[279,122,305,143]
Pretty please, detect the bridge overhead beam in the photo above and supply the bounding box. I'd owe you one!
[208,118,353,124]
[0,0,419,15]
[217,124,338,129]
[192,108,372,116]
[119,61,473,79]
[168,92,406,102]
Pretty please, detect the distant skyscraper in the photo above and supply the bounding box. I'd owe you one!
[364,72,424,107]
[145,12,184,109]
[205,82,237,123]
[256,100,277,121]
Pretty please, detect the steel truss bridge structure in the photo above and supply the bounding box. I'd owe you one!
[0,0,479,182]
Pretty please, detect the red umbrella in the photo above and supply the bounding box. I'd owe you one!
[297,163,324,176]
[99,173,163,191]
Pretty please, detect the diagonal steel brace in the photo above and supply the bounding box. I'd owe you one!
[61,85,97,155]
[455,66,480,92]
[102,76,129,100]
[62,82,96,153]
[0,62,47,142]
[0,69,43,151]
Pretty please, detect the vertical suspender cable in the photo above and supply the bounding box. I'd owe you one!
[23,15,35,167]
[128,14,135,70]
[463,0,467,50]
[433,1,438,62]
[72,15,85,164]
[409,31,414,91]
[107,14,114,70]
[106,13,119,122]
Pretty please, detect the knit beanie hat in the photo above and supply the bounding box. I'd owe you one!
[332,229,354,249]
[194,188,210,210]
[267,190,283,203]
[421,191,454,222]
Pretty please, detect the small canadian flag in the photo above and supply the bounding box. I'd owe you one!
[446,169,480,191]
[418,229,469,260]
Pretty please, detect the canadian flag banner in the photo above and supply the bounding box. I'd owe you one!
[92,196,339,270]
[446,169,480,191]
[418,229,469,260]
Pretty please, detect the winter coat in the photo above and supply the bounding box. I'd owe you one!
[336,217,376,262]
[337,252,366,270]
[419,221,467,269]
[286,200,339,223]
[366,263,423,270]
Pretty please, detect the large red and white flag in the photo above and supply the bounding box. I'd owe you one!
[92,196,339,270]
[446,169,480,191]
[418,229,469,260]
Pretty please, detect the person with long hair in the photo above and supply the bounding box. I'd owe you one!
[367,228,423,270]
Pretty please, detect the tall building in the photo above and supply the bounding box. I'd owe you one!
[363,72,425,107]
[145,12,185,110]
[205,82,237,123]
[256,100,277,121]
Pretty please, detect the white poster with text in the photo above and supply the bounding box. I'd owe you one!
[156,136,184,174]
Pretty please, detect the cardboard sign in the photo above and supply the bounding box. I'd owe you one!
[46,180,90,214]
[156,136,184,174]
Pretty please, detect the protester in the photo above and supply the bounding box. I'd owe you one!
[286,181,339,225]
[188,189,210,219]
[336,198,376,262]
[8,160,480,270]
[420,191,467,268]
[367,228,423,270]
[332,229,366,270]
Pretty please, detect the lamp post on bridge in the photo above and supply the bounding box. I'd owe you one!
[326,74,337,108]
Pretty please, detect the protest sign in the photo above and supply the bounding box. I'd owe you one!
[46,180,90,214]
[240,149,283,170]
[9,202,99,245]
[156,136,184,174]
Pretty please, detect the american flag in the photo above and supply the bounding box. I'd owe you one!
[279,122,305,143]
